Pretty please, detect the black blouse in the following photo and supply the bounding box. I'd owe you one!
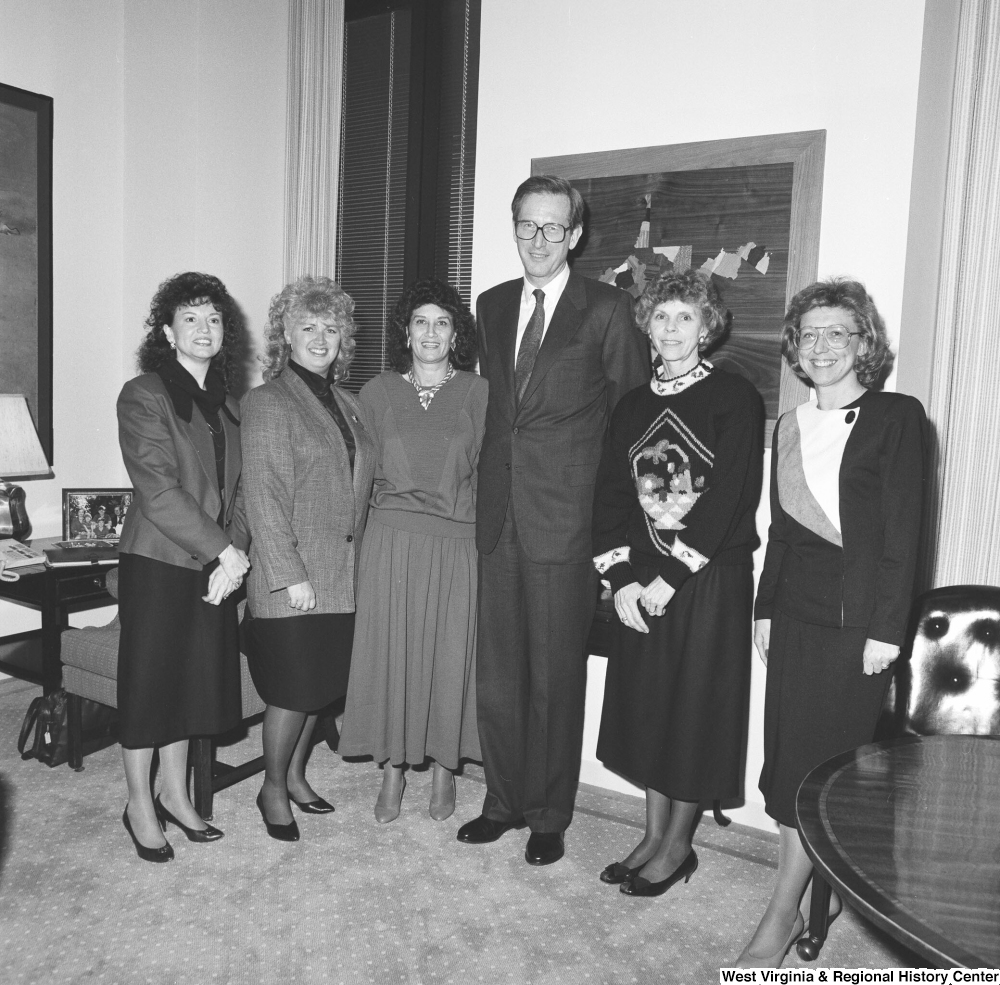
[286,358,356,472]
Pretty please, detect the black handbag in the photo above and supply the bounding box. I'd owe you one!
[17,689,117,768]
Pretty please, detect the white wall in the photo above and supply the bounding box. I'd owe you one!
[472,0,927,830]
[0,0,286,642]
[1,0,126,636]
[121,0,287,386]
[1,0,126,541]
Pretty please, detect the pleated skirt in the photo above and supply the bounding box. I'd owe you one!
[339,516,481,768]
[117,552,241,748]
[241,611,354,713]
[597,559,753,802]
[759,609,891,827]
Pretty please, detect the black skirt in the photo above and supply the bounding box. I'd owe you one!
[759,609,891,827]
[241,611,354,713]
[117,552,241,748]
[597,558,753,802]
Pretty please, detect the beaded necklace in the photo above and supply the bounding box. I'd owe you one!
[406,364,455,410]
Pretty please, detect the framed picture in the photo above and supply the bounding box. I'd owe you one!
[0,83,54,464]
[534,131,825,443]
[61,488,133,544]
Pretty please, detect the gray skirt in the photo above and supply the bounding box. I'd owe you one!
[339,515,481,768]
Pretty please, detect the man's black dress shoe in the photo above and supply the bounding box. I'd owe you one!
[525,831,564,866]
[456,814,525,844]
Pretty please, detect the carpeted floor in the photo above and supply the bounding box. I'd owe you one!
[0,677,919,984]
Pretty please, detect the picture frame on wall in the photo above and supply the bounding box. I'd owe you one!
[60,488,133,545]
[0,82,54,464]
[534,130,826,444]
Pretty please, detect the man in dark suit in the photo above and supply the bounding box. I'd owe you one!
[457,175,649,864]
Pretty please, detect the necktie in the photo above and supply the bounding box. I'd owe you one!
[515,288,545,404]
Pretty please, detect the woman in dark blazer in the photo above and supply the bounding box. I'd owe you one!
[241,276,376,841]
[736,278,927,967]
[117,272,251,862]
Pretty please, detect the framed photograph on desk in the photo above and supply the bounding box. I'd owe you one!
[61,488,132,544]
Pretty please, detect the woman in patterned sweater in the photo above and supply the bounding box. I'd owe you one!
[592,270,764,898]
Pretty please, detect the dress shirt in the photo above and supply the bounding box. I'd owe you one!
[514,262,571,358]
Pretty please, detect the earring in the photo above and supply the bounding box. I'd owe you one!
[406,335,411,348]
[169,341,176,349]
[450,338,456,351]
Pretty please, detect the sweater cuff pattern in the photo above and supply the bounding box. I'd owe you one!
[602,561,637,596]
[594,546,630,575]
[670,535,708,574]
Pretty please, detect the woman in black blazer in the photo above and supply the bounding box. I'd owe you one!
[736,279,927,967]
[116,272,250,862]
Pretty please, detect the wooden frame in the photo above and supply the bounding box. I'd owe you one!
[61,488,133,544]
[535,130,825,441]
[0,82,54,463]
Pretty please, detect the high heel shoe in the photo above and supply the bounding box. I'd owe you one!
[599,860,642,885]
[154,795,224,842]
[122,807,174,863]
[374,768,405,824]
[429,771,456,822]
[291,796,335,814]
[735,912,805,968]
[256,792,300,842]
[620,848,698,897]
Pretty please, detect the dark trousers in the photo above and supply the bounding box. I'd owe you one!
[476,500,597,833]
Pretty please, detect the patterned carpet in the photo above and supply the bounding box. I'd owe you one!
[0,678,917,984]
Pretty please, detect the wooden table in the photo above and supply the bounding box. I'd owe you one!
[796,734,1000,968]
[0,537,117,694]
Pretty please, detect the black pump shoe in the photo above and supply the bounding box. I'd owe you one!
[600,860,641,885]
[621,849,698,897]
[291,796,335,814]
[256,792,300,842]
[154,795,224,842]
[122,807,174,863]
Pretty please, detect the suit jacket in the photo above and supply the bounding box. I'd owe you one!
[476,271,650,563]
[240,369,376,618]
[117,373,249,570]
[755,390,928,645]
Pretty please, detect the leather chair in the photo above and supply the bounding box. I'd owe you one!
[888,584,1000,738]
[60,568,266,818]
[799,583,1000,961]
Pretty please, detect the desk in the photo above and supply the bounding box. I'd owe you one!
[0,537,117,694]
[796,734,1000,968]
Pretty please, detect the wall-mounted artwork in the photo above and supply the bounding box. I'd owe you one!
[534,131,825,443]
[0,83,54,464]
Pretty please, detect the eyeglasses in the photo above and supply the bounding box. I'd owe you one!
[794,326,863,350]
[514,219,570,243]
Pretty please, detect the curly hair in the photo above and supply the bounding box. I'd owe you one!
[510,174,585,230]
[261,276,357,383]
[385,278,478,373]
[782,278,893,388]
[634,269,730,351]
[136,272,244,386]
